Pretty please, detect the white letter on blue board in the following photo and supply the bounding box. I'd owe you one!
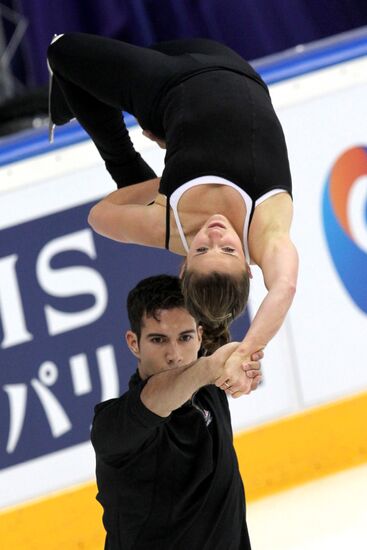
[36,229,108,336]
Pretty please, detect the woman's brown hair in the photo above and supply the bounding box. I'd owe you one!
[181,269,250,355]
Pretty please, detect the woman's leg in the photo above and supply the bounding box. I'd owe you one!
[48,33,180,116]
[47,33,176,186]
[48,34,244,130]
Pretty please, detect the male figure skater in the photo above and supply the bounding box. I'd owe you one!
[91,275,262,550]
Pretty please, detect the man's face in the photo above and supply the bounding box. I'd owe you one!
[126,308,203,380]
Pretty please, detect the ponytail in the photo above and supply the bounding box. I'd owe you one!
[200,321,231,355]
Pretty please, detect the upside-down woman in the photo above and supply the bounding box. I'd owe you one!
[47,33,298,397]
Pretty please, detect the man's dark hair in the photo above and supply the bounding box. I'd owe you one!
[127,275,186,341]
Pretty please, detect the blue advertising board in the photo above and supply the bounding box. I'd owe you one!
[0,201,183,469]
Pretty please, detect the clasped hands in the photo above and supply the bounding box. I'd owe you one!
[209,342,264,398]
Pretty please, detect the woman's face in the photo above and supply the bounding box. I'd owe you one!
[186,215,247,274]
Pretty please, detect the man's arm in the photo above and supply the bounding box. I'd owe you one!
[91,350,224,460]
[92,344,262,460]
[141,342,250,417]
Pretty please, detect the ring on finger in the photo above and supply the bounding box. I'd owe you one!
[224,381,231,389]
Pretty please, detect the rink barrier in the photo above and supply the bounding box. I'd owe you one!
[235,389,367,500]
[1,389,366,549]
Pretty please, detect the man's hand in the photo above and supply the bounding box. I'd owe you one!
[214,348,264,398]
[142,130,166,149]
[207,344,263,398]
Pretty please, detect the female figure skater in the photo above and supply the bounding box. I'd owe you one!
[47,33,298,397]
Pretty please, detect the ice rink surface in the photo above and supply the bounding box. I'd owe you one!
[247,463,367,549]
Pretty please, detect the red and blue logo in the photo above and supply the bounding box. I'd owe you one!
[322,146,367,313]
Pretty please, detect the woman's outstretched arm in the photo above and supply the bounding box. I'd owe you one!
[48,33,158,188]
[241,234,298,351]
[214,233,298,396]
[214,190,298,396]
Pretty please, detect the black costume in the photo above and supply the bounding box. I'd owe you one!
[91,372,251,550]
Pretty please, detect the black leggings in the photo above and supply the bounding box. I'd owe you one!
[47,33,264,186]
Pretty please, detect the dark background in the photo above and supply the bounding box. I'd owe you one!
[3,0,367,88]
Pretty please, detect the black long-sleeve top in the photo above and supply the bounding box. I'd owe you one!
[91,371,251,550]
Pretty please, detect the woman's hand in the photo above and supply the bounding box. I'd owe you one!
[142,130,166,149]
[214,349,264,398]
